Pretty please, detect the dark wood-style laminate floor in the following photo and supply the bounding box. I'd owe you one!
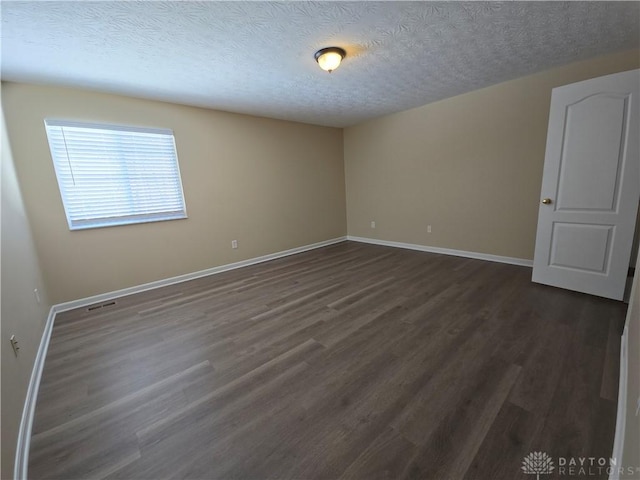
[29,241,627,480]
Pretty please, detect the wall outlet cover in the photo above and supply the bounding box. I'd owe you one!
[10,335,20,357]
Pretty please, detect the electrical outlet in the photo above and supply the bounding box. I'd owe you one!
[34,288,41,304]
[427,224,432,233]
[10,335,19,357]
[371,221,376,229]
[636,396,640,416]
[231,239,238,249]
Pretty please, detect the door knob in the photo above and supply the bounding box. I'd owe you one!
[541,198,553,205]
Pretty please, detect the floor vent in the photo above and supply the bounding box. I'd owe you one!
[87,301,117,312]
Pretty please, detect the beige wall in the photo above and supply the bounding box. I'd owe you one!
[2,83,346,304]
[344,49,640,260]
[1,99,52,479]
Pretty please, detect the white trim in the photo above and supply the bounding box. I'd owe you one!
[54,236,346,313]
[14,306,56,480]
[44,118,174,136]
[347,235,533,267]
[609,324,629,480]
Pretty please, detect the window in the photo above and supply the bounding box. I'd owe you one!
[44,120,187,230]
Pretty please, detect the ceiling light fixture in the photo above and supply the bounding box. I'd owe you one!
[314,47,346,73]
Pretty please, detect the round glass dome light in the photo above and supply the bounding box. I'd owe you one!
[314,47,346,73]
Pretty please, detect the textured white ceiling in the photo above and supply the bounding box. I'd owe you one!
[2,1,639,127]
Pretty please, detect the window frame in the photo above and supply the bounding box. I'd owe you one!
[44,119,188,231]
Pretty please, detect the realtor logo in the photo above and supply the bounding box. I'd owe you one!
[522,451,555,480]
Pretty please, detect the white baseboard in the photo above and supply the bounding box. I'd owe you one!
[347,235,533,267]
[14,306,56,480]
[14,235,346,480]
[609,324,629,480]
[55,236,347,313]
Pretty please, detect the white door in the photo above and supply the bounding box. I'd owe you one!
[532,69,640,301]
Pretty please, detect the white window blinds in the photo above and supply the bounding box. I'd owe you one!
[44,120,187,230]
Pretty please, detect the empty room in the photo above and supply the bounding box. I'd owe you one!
[2,1,640,479]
